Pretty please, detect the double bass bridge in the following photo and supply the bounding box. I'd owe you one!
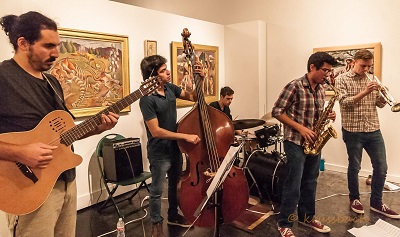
[204,168,216,183]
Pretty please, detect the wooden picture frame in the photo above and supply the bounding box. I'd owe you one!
[144,40,157,57]
[313,42,382,95]
[49,28,130,117]
[171,41,219,107]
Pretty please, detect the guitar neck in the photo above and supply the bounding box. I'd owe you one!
[60,89,144,146]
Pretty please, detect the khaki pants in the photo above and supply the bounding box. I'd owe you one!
[7,180,77,237]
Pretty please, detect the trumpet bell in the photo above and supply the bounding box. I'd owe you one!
[365,72,400,113]
[391,103,400,112]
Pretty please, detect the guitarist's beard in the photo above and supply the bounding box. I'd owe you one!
[27,47,57,72]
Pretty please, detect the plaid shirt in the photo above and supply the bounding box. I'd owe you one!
[336,70,385,132]
[272,75,325,146]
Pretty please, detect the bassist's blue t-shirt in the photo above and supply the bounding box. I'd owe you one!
[139,83,182,159]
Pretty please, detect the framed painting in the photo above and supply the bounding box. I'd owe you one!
[144,40,157,57]
[49,28,130,117]
[171,41,219,107]
[313,42,382,95]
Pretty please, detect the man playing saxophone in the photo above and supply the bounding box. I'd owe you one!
[336,49,400,219]
[273,52,337,237]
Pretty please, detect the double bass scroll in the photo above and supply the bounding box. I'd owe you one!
[177,28,249,227]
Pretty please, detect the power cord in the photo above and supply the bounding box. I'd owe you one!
[89,175,105,237]
[94,140,150,237]
[96,195,150,237]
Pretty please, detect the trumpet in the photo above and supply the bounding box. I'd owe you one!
[365,72,400,112]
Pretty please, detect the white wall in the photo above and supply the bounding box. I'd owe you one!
[225,21,267,120]
[2,0,400,235]
[0,0,226,218]
[119,0,400,183]
[264,0,400,182]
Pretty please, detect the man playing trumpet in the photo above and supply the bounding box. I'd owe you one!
[336,49,400,219]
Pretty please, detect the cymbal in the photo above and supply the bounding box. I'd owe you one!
[260,112,273,121]
[232,119,265,130]
[261,112,280,126]
[235,134,257,140]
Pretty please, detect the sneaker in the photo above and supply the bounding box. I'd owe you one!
[370,203,400,219]
[277,225,296,237]
[167,214,192,227]
[151,222,165,237]
[299,219,331,233]
[350,199,365,214]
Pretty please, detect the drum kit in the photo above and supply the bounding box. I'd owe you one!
[233,113,287,206]
[233,112,284,164]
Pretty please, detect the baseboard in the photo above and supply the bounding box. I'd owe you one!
[325,163,400,183]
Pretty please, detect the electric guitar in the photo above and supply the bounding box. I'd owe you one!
[0,77,159,215]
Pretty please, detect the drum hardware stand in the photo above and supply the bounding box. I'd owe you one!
[246,129,286,213]
[243,150,265,204]
[233,134,265,203]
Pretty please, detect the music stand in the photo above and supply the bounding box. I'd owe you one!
[191,144,242,237]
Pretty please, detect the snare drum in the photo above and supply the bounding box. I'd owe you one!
[235,135,259,154]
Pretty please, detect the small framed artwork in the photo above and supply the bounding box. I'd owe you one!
[171,41,219,107]
[49,28,130,117]
[313,42,382,95]
[144,40,157,57]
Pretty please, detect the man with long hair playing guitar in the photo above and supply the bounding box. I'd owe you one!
[0,11,119,236]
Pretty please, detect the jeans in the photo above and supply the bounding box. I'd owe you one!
[148,153,182,224]
[342,128,387,205]
[278,141,320,228]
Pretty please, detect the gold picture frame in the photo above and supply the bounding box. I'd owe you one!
[144,40,157,57]
[313,42,382,95]
[171,41,219,107]
[49,28,130,117]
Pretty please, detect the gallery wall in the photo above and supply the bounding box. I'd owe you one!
[0,0,230,215]
[263,1,400,182]
[1,0,400,235]
[113,0,400,183]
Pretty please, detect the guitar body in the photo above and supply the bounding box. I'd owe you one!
[0,110,82,215]
[0,76,160,215]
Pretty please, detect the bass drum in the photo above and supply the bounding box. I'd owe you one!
[245,150,287,202]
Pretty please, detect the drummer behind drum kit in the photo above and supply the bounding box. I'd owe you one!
[233,112,287,207]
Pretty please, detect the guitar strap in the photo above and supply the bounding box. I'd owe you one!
[42,73,76,119]
[42,73,77,182]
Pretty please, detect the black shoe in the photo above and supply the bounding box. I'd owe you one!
[167,214,192,227]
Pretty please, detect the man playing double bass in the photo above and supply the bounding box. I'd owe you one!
[139,55,204,237]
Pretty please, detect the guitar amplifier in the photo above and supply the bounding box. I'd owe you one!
[102,138,143,182]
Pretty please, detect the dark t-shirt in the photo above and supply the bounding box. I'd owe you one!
[139,83,182,159]
[209,101,232,120]
[0,59,75,181]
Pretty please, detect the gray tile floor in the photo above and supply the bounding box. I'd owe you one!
[76,170,400,237]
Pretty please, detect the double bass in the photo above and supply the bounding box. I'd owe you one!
[177,28,249,228]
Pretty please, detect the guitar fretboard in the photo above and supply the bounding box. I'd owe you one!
[60,77,158,146]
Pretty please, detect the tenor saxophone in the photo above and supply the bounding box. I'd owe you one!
[303,78,339,155]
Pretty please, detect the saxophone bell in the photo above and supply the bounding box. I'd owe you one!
[365,72,400,112]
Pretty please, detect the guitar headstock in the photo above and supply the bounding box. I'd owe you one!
[140,76,161,96]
